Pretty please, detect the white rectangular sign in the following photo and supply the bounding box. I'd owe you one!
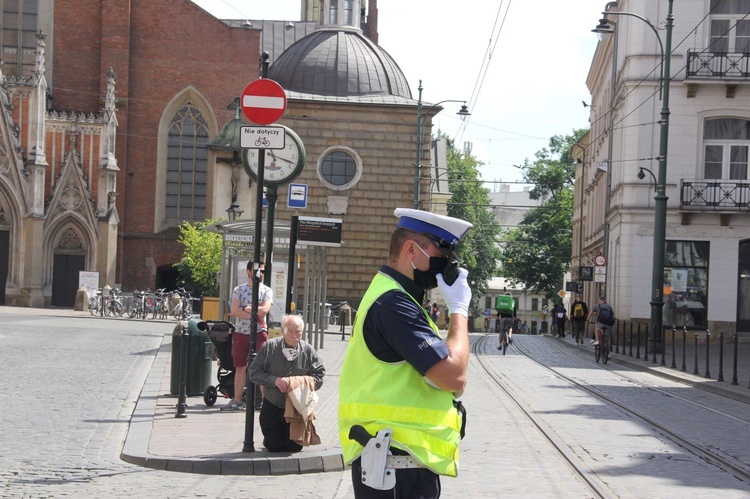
[78,271,99,290]
[671,268,688,292]
[240,126,285,149]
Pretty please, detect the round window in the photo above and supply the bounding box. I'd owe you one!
[317,146,362,191]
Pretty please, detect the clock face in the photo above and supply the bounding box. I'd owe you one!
[242,126,306,186]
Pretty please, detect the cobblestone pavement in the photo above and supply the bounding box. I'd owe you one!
[480,333,750,498]
[2,307,749,498]
[0,307,347,498]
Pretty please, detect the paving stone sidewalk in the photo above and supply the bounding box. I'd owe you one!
[121,325,750,476]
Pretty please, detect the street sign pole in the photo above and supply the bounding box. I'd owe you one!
[243,52,272,454]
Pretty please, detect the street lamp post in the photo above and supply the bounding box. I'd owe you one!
[593,0,674,354]
[413,80,470,209]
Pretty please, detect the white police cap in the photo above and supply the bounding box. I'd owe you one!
[394,208,473,253]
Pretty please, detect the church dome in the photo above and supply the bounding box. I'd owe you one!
[269,29,411,99]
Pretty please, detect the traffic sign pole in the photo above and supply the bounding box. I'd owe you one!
[243,52,276,454]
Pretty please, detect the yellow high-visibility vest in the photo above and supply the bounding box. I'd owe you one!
[338,272,463,477]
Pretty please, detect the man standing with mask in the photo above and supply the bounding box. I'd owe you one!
[339,208,472,498]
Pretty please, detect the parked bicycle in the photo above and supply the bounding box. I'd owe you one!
[172,287,198,320]
[105,287,124,317]
[151,289,170,320]
[128,289,150,319]
[88,289,103,316]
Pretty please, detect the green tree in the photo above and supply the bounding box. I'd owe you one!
[500,129,586,296]
[175,218,223,296]
[443,135,502,315]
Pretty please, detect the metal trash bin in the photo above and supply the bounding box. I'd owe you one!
[170,318,213,396]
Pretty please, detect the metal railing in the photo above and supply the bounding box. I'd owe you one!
[687,50,750,80]
[680,179,750,210]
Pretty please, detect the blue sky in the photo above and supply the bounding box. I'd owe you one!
[192,1,605,189]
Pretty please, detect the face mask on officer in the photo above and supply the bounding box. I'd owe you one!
[410,243,449,290]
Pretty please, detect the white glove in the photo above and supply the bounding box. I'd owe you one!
[436,268,471,318]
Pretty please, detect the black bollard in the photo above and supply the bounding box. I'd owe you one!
[718,332,724,382]
[629,322,634,357]
[176,322,189,418]
[704,329,711,379]
[670,325,677,369]
[693,333,699,375]
[636,323,641,360]
[681,327,687,372]
[615,320,620,354]
[340,309,345,341]
[732,332,739,386]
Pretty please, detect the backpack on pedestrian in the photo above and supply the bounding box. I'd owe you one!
[573,303,585,319]
[598,304,615,326]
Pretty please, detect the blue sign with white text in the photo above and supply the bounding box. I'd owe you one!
[288,183,308,209]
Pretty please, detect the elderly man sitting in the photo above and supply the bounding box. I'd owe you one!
[249,314,326,452]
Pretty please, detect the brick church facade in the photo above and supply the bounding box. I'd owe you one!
[0,1,258,306]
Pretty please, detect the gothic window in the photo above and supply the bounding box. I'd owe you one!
[709,0,750,53]
[1,0,38,78]
[165,103,208,223]
[703,117,750,179]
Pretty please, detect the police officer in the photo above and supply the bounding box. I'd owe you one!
[339,208,472,498]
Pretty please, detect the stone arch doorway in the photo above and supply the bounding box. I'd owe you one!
[51,228,86,308]
[738,239,750,332]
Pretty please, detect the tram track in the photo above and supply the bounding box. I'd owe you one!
[472,333,750,493]
[470,335,615,499]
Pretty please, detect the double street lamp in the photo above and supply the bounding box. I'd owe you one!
[592,0,675,354]
[414,80,470,209]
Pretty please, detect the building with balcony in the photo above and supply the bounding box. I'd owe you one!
[582,0,750,333]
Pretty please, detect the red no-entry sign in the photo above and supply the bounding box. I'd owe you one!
[240,79,287,125]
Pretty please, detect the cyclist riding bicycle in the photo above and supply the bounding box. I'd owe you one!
[587,296,615,347]
[495,294,516,350]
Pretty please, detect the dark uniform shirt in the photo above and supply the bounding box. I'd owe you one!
[362,265,449,376]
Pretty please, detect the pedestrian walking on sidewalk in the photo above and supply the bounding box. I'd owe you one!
[555,302,568,338]
[249,315,325,452]
[339,208,472,498]
[569,294,588,344]
[224,260,272,411]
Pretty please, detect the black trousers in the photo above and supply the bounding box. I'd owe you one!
[258,398,302,453]
[350,452,441,499]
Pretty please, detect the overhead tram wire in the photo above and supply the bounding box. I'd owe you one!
[42,3,740,162]
[456,0,514,144]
